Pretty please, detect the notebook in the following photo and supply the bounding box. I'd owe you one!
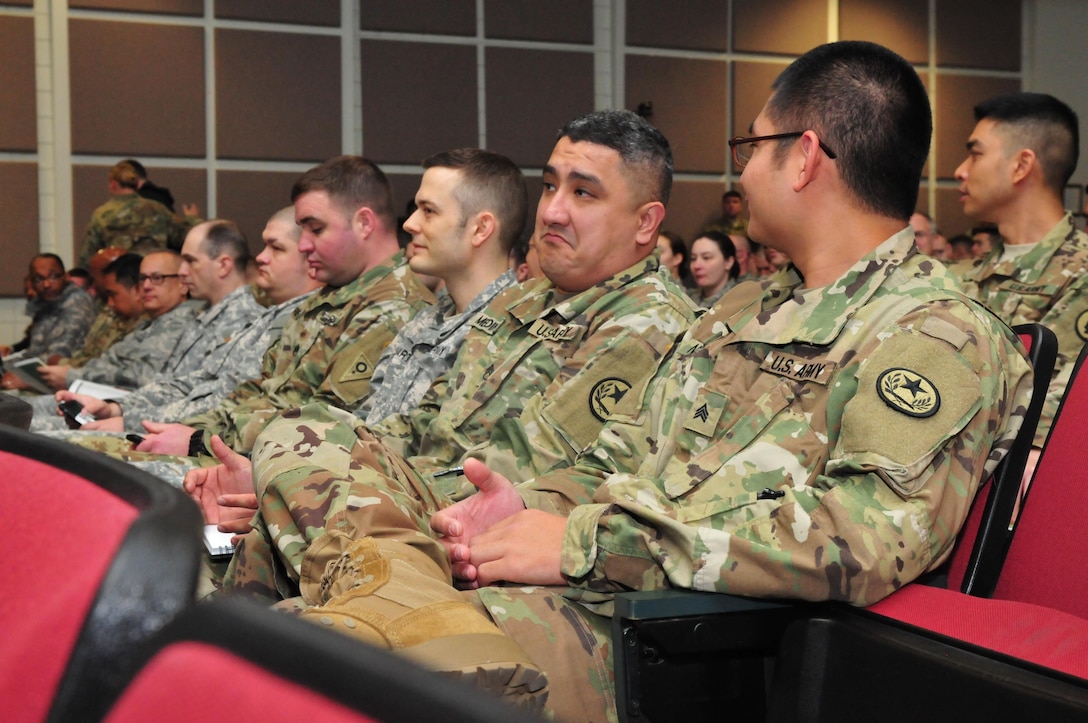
[203,524,235,560]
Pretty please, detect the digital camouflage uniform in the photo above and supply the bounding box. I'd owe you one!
[952,213,1088,445]
[23,283,97,360]
[114,290,314,431]
[77,192,188,268]
[358,270,518,426]
[66,299,200,389]
[242,231,1031,723]
[184,252,433,455]
[226,254,698,605]
[63,306,142,368]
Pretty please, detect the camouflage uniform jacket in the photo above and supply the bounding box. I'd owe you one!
[118,290,314,431]
[520,230,1033,608]
[64,306,143,367]
[358,270,518,426]
[954,213,1088,445]
[184,252,433,453]
[78,192,186,268]
[371,255,700,488]
[162,287,263,379]
[25,283,97,360]
[67,300,201,389]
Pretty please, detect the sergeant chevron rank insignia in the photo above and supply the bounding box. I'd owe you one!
[876,367,940,418]
[684,390,726,436]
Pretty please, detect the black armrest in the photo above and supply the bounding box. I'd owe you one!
[613,590,805,722]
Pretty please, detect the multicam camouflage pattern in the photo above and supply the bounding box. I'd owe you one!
[24,283,97,360]
[225,255,698,596]
[358,270,517,426]
[67,297,201,389]
[184,252,433,454]
[116,290,313,431]
[519,229,1032,609]
[64,306,142,368]
[77,192,189,268]
[951,213,1088,446]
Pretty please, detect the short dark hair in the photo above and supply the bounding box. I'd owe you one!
[422,148,529,254]
[30,253,65,273]
[693,230,740,281]
[660,230,688,264]
[103,253,143,288]
[766,40,931,221]
[291,156,397,231]
[200,220,250,273]
[558,109,673,205]
[974,92,1080,193]
[722,190,742,201]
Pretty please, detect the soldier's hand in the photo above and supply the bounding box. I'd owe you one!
[464,510,567,588]
[38,364,70,391]
[182,435,254,525]
[431,458,527,584]
[54,391,112,418]
[138,421,197,455]
[82,417,123,432]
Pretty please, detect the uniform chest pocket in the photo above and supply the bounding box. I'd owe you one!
[663,380,799,500]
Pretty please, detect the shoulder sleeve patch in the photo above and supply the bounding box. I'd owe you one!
[1077,310,1088,342]
[840,331,981,495]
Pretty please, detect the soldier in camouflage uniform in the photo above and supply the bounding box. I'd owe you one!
[53,207,322,434]
[77,161,190,268]
[185,110,698,711]
[128,156,433,465]
[357,148,526,426]
[950,92,1088,479]
[61,247,138,368]
[1,255,97,391]
[188,45,1033,719]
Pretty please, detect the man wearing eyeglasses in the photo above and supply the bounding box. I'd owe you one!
[52,207,322,435]
[220,42,1033,718]
[0,254,97,391]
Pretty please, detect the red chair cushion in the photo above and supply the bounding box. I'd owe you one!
[868,584,1088,680]
[0,452,138,723]
[104,642,380,722]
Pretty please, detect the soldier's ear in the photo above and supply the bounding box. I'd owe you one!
[634,201,666,248]
[352,206,376,238]
[469,211,497,248]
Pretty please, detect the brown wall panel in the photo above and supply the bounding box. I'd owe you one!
[0,0,33,6]
[485,0,592,43]
[734,0,828,56]
[0,16,36,151]
[215,0,340,26]
[627,0,730,51]
[139,167,208,217]
[69,20,205,157]
[664,180,730,247]
[361,41,478,165]
[626,55,727,174]
[839,0,928,64]
[217,170,301,255]
[934,74,1021,179]
[387,172,425,233]
[937,0,1020,70]
[70,0,202,15]
[732,60,790,165]
[0,163,40,296]
[216,29,341,162]
[360,0,475,36]
[486,48,595,167]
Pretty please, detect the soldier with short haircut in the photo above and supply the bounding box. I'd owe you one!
[184,109,699,713]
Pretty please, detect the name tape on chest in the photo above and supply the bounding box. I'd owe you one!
[528,319,584,342]
[760,352,836,384]
[471,314,502,335]
[1002,281,1058,296]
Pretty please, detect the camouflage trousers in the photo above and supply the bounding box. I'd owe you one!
[231,403,617,722]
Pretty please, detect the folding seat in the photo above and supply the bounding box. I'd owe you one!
[0,426,202,723]
[611,324,1056,722]
[103,597,542,723]
[767,336,1088,722]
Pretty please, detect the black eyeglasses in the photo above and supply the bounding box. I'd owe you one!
[138,273,180,286]
[729,132,837,169]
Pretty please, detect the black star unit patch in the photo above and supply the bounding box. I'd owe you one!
[1077,310,1088,342]
[589,377,632,421]
[876,367,940,418]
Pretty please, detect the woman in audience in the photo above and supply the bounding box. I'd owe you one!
[657,230,690,286]
[687,230,739,308]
